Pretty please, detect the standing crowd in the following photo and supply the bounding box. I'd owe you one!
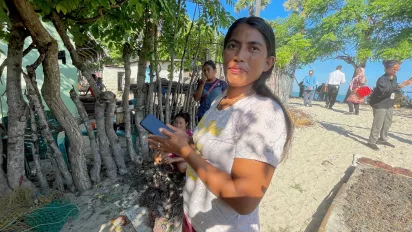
[299,61,412,151]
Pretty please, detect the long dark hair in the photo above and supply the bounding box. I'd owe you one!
[223,17,294,161]
[174,112,191,128]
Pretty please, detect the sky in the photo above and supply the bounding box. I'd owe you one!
[186,0,412,97]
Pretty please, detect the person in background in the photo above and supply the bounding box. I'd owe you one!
[366,60,412,151]
[193,60,228,122]
[148,17,293,231]
[316,83,326,101]
[153,113,192,173]
[96,77,106,92]
[325,65,346,109]
[347,67,367,115]
[298,81,304,98]
[84,74,98,96]
[303,70,317,107]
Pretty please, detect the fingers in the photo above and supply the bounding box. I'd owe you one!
[147,138,165,150]
[160,128,175,137]
[166,124,179,132]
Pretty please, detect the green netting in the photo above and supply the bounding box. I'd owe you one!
[24,200,79,232]
[0,189,78,232]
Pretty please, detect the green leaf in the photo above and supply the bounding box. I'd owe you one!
[135,3,143,16]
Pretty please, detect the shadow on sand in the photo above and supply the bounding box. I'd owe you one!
[318,121,369,145]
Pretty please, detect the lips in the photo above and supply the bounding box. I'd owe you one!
[228,65,246,74]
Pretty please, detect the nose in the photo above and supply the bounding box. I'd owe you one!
[233,46,247,62]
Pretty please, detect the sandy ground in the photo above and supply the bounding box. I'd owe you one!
[259,98,412,232]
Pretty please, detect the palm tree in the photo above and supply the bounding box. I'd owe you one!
[234,0,270,16]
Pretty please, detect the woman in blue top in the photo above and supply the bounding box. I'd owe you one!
[193,60,228,122]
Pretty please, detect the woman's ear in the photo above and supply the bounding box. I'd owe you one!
[264,56,276,72]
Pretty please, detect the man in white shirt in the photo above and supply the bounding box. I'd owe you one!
[325,65,346,109]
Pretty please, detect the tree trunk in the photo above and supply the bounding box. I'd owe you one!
[23,66,75,192]
[122,43,140,164]
[105,92,127,174]
[49,12,99,97]
[148,60,155,116]
[48,147,64,191]
[267,65,293,105]
[175,7,196,115]
[154,29,164,122]
[95,98,117,179]
[135,17,151,160]
[0,130,12,195]
[29,103,49,191]
[69,89,101,184]
[5,17,34,190]
[165,54,174,124]
[12,0,91,191]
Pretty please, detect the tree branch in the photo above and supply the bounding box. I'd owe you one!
[23,42,36,57]
[0,59,8,84]
[64,0,128,24]
[336,55,357,68]
[26,53,46,77]
[65,7,106,24]
[50,11,100,96]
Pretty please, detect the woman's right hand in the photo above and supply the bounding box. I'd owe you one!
[201,72,207,83]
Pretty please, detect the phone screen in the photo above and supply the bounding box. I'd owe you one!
[139,114,173,138]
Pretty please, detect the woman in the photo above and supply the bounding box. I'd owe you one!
[160,113,192,173]
[193,60,228,122]
[347,67,367,115]
[148,17,293,231]
[366,60,412,151]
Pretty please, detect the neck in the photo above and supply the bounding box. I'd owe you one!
[206,77,217,83]
[226,85,254,99]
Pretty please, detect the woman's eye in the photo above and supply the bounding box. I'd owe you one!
[251,46,260,51]
[227,43,237,49]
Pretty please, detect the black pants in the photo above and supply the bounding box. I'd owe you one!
[326,85,339,108]
[348,102,359,114]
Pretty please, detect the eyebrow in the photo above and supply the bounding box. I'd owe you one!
[228,39,264,46]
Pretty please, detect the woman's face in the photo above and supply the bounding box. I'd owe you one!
[202,65,216,82]
[386,64,400,77]
[223,23,275,88]
[173,117,187,130]
[356,68,362,75]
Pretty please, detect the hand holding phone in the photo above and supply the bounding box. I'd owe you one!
[140,114,174,138]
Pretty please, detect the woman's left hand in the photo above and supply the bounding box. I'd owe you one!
[147,124,192,156]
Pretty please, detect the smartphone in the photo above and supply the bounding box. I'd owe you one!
[140,114,174,138]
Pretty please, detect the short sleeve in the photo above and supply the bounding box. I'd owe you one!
[235,100,287,167]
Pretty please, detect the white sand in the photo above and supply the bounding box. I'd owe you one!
[259,98,412,232]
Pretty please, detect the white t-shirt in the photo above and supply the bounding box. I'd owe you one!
[183,94,287,232]
[326,70,346,85]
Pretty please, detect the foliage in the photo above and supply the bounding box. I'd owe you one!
[369,0,412,60]
[0,1,10,43]
[271,13,314,69]
[287,0,412,68]
[234,0,271,15]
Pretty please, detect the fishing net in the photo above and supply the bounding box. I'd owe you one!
[0,188,78,232]
[288,108,315,127]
